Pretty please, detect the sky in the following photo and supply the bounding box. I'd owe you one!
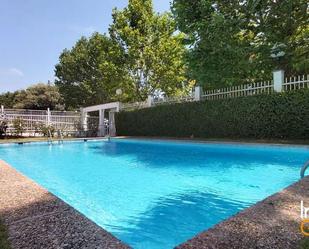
[0,0,171,93]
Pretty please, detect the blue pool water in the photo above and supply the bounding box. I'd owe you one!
[0,139,308,249]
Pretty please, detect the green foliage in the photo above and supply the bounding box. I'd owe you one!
[12,118,25,136]
[0,120,8,138]
[87,118,99,137]
[55,33,128,109]
[172,0,309,88]
[55,0,189,108]
[116,89,309,139]
[34,122,55,137]
[110,0,188,100]
[13,83,63,110]
[0,92,18,108]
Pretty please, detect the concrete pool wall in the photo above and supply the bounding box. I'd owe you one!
[0,155,308,248]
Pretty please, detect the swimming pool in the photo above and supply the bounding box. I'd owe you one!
[0,139,308,249]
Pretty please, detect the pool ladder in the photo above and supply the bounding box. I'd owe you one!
[57,130,64,144]
[300,160,309,178]
[47,129,53,144]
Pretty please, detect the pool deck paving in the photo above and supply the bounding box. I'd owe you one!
[0,157,309,249]
[177,175,309,249]
[0,160,129,249]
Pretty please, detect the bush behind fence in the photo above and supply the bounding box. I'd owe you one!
[116,89,309,140]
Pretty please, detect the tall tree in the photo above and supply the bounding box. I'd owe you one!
[55,33,128,109]
[13,83,63,110]
[109,0,188,100]
[0,91,18,108]
[172,0,309,88]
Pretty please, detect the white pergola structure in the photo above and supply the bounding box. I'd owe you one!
[81,102,121,137]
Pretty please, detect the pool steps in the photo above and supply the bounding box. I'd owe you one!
[301,159,309,178]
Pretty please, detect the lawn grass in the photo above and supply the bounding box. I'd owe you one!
[0,220,11,249]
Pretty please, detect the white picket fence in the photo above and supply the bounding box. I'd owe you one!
[1,108,81,135]
[283,75,309,91]
[152,95,195,106]
[118,72,308,110]
[1,71,308,137]
[120,101,149,111]
[202,75,309,100]
[202,80,274,100]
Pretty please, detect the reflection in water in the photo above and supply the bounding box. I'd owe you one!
[0,139,308,249]
[112,191,248,249]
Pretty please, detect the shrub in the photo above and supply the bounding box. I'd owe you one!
[0,120,8,138]
[37,123,55,137]
[115,89,309,140]
[12,118,25,136]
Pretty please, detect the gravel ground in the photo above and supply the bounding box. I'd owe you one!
[0,160,130,249]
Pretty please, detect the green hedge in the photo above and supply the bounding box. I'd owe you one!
[115,89,309,139]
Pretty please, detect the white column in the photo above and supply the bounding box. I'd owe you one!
[147,95,153,107]
[273,70,284,92]
[98,109,105,137]
[109,111,116,136]
[194,86,202,101]
[80,108,88,131]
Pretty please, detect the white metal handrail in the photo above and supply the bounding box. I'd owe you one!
[300,160,309,178]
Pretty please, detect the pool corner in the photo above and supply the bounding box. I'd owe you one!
[176,175,309,249]
[0,160,130,249]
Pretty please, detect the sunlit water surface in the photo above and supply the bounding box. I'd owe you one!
[0,139,308,249]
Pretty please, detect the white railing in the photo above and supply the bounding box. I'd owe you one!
[202,80,274,100]
[118,94,195,111]
[2,72,308,135]
[4,108,79,116]
[152,95,195,106]
[117,72,308,111]
[201,74,309,101]
[283,75,309,91]
[1,108,81,134]
[120,101,148,111]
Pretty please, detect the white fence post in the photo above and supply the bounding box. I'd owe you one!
[273,70,284,92]
[1,105,4,115]
[47,108,51,126]
[147,95,153,107]
[194,86,202,101]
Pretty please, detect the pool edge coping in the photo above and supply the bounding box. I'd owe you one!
[114,136,309,148]
[176,175,309,249]
[1,136,309,149]
[0,160,130,249]
[0,137,108,146]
